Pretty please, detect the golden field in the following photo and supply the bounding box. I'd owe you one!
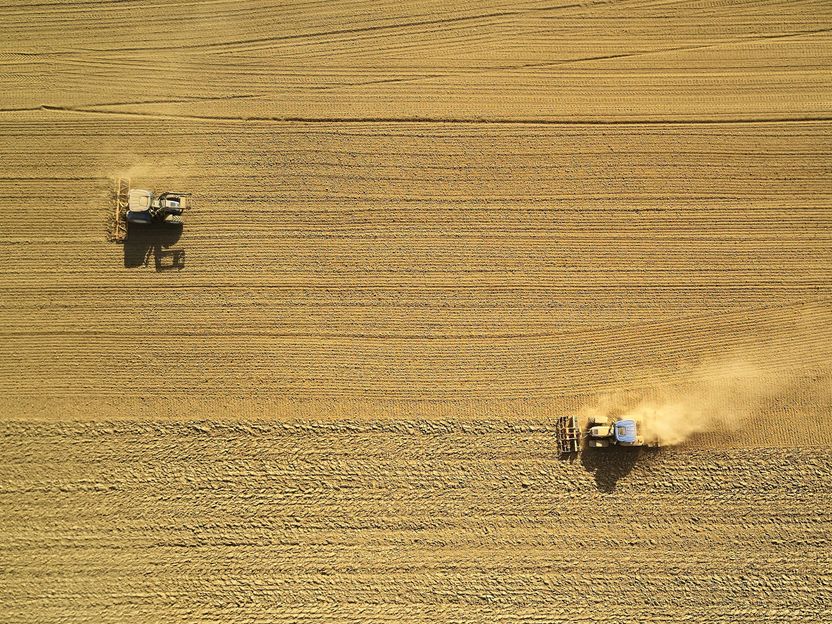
[1,0,831,621]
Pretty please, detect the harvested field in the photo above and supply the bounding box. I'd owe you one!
[2,420,832,622]
[1,0,831,621]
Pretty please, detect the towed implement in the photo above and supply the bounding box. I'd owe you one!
[556,415,581,454]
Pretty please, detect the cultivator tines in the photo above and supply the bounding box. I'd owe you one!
[556,415,580,454]
[111,177,130,243]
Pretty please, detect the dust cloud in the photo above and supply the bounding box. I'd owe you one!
[580,360,798,446]
[109,163,186,182]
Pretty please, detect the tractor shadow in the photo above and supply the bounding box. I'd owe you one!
[580,446,660,493]
[123,224,185,272]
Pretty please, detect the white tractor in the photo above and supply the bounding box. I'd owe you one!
[126,188,187,226]
[110,178,190,242]
[556,415,649,453]
[585,416,645,448]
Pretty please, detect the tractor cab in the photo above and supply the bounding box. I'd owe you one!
[127,189,153,212]
[587,416,612,439]
[126,189,154,224]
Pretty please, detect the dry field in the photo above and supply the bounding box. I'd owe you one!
[2,421,831,623]
[1,0,831,621]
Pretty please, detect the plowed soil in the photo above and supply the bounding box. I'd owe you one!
[1,1,831,621]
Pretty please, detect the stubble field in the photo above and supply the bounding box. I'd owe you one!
[1,0,831,621]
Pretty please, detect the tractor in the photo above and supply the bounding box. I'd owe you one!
[126,188,187,226]
[584,416,645,448]
[556,415,650,454]
[110,178,189,242]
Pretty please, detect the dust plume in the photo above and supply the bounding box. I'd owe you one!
[109,163,187,182]
[580,360,796,446]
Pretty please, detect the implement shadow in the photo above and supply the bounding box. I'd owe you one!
[580,447,659,493]
[124,224,185,271]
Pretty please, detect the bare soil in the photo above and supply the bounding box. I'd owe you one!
[1,0,831,621]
